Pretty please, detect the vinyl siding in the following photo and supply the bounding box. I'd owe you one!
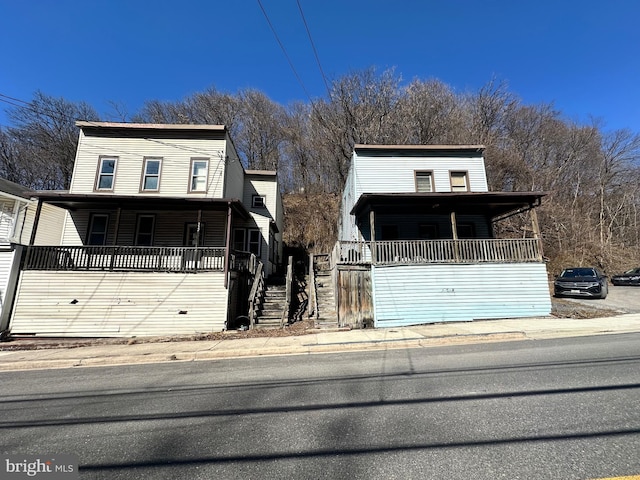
[62,210,227,246]
[353,153,488,196]
[71,130,228,197]
[20,202,66,245]
[10,271,228,336]
[0,248,15,309]
[223,139,244,199]
[372,263,551,327]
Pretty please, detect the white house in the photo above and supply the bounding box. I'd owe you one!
[8,122,283,337]
[333,144,551,328]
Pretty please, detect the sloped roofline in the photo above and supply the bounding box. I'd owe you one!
[354,144,485,153]
[75,121,227,132]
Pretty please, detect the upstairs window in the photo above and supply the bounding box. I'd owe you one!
[141,158,162,192]
[190,158,209,192]
[252,195,266,208]
[96,157,117,191]
[415,171,434,193]
[135,215,155,246]
[450,171,469,192]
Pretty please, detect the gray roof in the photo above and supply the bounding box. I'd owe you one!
[0,177,34,200]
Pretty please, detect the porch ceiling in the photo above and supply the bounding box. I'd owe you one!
[31,192,250,219]
[351,192,547,219]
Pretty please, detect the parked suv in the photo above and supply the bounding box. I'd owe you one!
[554,267,608,299]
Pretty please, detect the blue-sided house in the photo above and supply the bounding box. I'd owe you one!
[333,144,551,328]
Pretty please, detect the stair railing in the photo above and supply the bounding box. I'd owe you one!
[248,262,265,329]
[280,255,293,327]
[308,254,318,321]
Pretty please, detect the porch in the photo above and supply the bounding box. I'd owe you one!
[334,238,543,265]
[22,245,256,274]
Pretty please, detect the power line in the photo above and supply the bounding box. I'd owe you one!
[296,0,331,97]
[256,0,314,103]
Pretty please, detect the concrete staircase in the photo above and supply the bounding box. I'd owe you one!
[254,284,286,329]
[313,254,339,329]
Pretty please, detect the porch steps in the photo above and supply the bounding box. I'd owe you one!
[314,255,339,329]
[254,284,286,329]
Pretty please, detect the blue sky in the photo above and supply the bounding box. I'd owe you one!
[1,0,639,132]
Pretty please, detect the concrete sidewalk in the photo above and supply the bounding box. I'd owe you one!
[1,314,640,372]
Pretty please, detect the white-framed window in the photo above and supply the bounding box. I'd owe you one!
[415,171,434,193]
[87,213,109,245]
[189,158,209,192]
[96,157,117,191]
[252,195,266,208]
[184,222,206,247]
[450,171,469,192]
[141,157,162,192]
[135,214,155,246]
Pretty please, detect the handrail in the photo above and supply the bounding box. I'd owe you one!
[280,256,293,327]
[308,254,317,320]
[248,262,264,329]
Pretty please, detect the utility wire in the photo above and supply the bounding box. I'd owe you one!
[256,0,313,103]
[296,0,331,97]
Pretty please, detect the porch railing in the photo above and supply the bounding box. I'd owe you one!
[22,245,245,273]
[337,238,542,265]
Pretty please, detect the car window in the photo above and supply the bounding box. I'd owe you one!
[561,268,596,278]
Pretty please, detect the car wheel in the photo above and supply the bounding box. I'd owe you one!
[599,284,608,299]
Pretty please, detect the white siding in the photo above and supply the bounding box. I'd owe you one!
[0,248,15,311]
[352,152,488,197]
[71,130,228,198]
[338,163,358,241]
[372,263,551,327]
[20,202,66,245]
[223,139,245,199]
[244,174,282,276]
[10,271,229,336]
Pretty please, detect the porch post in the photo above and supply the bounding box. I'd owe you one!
[369,209,376,264]
[530,207,544,260]
[112,207,121,245]
[224,203,232,289]
[28,198,43,246]
[450,211,459,262]
[195,209,202,248]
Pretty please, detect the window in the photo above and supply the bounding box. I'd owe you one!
[450,171,469,192]
[87,214,109,245]
[233,229,246,252]
[184,223,206,247]
[233,228,262,255]
[190,158,209,192]
[419,223,439,239]
[135,215,155,246]
[415,171,434,193]
[141,158,162,192]
[247,229,261,256]
[96,157,117,191]
[252,195,266,208]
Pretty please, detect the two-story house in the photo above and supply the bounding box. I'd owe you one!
[332,144,551,328]
[8,122,283,337]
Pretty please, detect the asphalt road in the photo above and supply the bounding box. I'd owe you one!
[2,334,640,479]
